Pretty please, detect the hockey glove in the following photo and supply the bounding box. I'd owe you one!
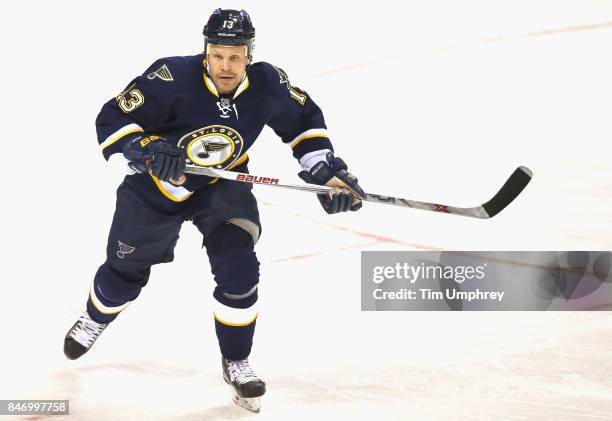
[122,135,186,182]
[298,152,366,214]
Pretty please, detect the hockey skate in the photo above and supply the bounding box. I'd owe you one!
[222,357,266,413]
[64,311,108,360]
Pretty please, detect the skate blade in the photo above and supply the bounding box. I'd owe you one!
[232,394,261,413]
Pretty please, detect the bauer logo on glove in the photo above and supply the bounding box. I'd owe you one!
[123,135,186,184]
[298,152,366,214]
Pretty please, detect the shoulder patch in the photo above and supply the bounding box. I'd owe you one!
[147,64,174,81]
[272,65,290,88]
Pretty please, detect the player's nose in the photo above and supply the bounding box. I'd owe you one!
[220,59,231,71]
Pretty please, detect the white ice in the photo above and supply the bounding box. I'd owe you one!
[1,1,612,419]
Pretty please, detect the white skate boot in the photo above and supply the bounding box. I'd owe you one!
[222,357,266,413]
[64,311,108,360]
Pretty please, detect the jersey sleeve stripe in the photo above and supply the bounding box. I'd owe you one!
[100,123,144,151]
[288,128,329,149]
[291,136,334,161]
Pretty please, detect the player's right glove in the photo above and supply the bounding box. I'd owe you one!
[298,152,366,214]
[122,135,186,182]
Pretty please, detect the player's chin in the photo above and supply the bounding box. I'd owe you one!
[216,76,237,92]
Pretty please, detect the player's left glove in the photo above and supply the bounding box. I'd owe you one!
[298,152,366,214]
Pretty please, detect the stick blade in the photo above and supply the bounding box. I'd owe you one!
[481,166,533,218]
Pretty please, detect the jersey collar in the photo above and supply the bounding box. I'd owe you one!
[202,58,250,100]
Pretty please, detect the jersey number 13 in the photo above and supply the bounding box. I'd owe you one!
[117,88,145,113]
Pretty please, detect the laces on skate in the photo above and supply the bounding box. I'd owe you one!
[228,359,260,384]
[68,312,108,348]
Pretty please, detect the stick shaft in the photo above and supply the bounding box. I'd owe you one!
[183,164,531,219]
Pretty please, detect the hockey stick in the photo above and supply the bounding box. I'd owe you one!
[183,164,532,219]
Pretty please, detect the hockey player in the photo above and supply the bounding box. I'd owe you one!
[64,8,365,413]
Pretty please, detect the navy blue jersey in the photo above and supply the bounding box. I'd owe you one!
[96,54,333,203]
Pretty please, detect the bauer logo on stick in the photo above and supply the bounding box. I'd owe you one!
[236,174,279,184]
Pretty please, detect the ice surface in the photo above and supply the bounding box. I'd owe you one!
[2,1,612,419]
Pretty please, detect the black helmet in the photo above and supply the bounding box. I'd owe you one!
[203,9,255,60]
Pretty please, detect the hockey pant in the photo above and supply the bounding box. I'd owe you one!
[87,179,261,360]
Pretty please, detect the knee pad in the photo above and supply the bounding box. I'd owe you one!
[204,221,256,253]
[204,222,260,303]
[227,218,260,244]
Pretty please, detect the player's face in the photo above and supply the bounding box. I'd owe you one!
[207,45,249,94]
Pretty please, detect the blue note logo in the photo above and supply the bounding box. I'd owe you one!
[178,125,244,169]
[147,64,174,81]
[272,65,290,87]
[117,241,135,259]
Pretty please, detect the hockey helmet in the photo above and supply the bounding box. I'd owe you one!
[203,9,255,60]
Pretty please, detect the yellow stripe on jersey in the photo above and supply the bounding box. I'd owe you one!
[150,176,194,202]
[150,153,250,197]
[288,129,330,149]
[100,124,144,151]
[290,133,330,149]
